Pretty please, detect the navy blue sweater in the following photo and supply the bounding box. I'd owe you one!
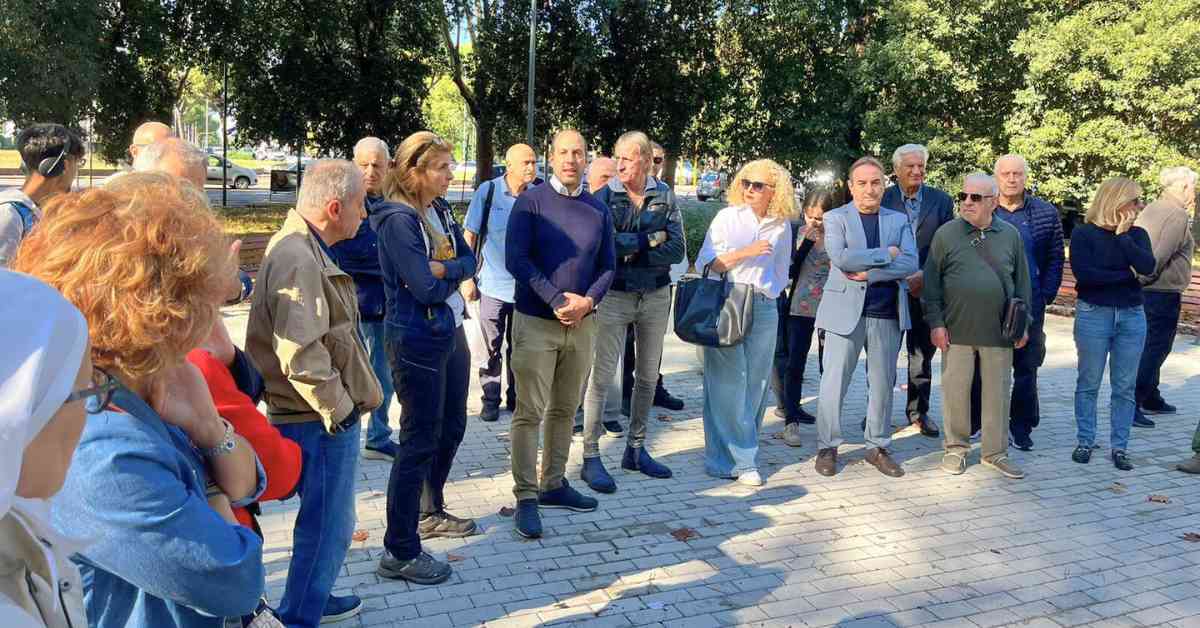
[1069,224,1156,308]
[330,196,386,320]
[505,183,616,320]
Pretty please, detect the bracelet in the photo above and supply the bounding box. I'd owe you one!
[200,419,237,458]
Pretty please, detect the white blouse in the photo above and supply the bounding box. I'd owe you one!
[696,205,793,298]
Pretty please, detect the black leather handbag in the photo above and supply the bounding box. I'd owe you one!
[673,264,755,347]
[970,232,1028,343]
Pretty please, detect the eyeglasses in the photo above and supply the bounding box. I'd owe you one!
[956,192,995,203]
[65,368,119,414]
[408,136,448,168]
[652,156,664,164]
[741,179,775,192]
[1124,197,1146,209]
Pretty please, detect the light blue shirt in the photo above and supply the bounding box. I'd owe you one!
[465,175,523,302]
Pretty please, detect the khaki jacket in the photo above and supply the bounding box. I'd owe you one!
[246,211,382,430]
[0,509,86,628]
[1135,195,1195,293]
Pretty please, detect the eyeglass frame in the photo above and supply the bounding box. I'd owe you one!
[741,179,775,193]
[65,367,120,414]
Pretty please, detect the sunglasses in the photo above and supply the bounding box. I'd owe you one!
[741,179,775,192]
[956,192,995,203]
[653,156,664,164]
[65,367,120,414]
[408,136,448,167]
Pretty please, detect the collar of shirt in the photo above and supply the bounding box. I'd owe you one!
[607,175,659,195]
[902,184,923,203]
[549,175,583,197]
[997,193,1028,214]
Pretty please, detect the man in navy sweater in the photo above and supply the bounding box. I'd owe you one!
[505,129,616,539]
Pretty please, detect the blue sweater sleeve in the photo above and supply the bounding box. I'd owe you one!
[587,210,616,303]
[377,211,460,305]
[1121,227,1156,276]
[506,195,566,309]
[56,425,265,618]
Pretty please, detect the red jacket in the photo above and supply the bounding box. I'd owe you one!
[188,349,302,529]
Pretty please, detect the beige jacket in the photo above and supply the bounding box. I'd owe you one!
[0,509,86,628]
[1135,194,1195,293]
[246,211,382,430]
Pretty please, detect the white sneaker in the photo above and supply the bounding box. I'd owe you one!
[737,470,763,486]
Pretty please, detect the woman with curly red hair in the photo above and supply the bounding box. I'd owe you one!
[12,172,267,628]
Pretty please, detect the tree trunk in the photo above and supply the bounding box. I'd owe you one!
[474,119,495,186]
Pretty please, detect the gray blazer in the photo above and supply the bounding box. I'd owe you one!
[814,202,919,335]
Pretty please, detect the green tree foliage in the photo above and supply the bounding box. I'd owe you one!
[1007,0,1200,203]
[424,75,475,162]
[0,0,100,129]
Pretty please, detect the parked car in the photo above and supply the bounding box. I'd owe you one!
[206,156,258,189]
[697,171,729,202]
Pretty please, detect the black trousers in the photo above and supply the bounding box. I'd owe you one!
[970,304,1046,436]
[384,327,470,560]
[905,295,938,421]
[1135,291,1182,406]
[781,316,824,422]
[477,295,516,410]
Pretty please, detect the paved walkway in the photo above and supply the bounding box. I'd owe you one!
[222,308,1200,628]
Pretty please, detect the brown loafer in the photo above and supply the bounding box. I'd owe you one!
[865,447,905,477]
[815,447,838,476]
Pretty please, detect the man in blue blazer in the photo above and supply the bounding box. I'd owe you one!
[815,157,919,478]
[881,144,955,438]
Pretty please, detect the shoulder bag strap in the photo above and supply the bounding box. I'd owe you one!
[969,231,1010,301]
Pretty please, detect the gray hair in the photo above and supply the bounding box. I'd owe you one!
[132,138,207,174]
[964,172,999,196]
[1160,166,1198,190]
[993,153,1028,174]
[892,144,929,170]
[354,136,390,160]
[297,159,364,216]
[614,131,654,160]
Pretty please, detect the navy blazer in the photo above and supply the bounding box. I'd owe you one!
[881,184,955,265]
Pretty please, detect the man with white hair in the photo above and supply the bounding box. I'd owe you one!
[1133,166,1197,427]
[330,137,399,461]
[922,173,1031,479]
[881,144,954,438]
[246,159,382,626]
[131,137,208,188]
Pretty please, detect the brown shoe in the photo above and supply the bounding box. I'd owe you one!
[865,447,905,477]
[815,447,838,476]
[1178,454,1200,474]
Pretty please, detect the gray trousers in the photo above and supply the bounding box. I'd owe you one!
[817,315,903,450]
[583,286,672,455]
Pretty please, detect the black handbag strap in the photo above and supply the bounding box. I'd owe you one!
[471,181,495,276]
[969,230,1010,301]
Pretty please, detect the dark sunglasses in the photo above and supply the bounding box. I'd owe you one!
[65,367,119,414]
[741,179,775,192]
[653,156,664,164]
[956,192,995,203]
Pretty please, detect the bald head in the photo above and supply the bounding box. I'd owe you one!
[504,143,537,190]
[129,122,173,162]
[133,137,207,189]
[588,157,616,193]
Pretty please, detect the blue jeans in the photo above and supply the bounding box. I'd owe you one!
[361,319,395,449]
[701,294,778,477]
[1074,300,1146,451]
[275,418,360,628]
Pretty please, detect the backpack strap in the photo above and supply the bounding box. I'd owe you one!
[3,200,36,237]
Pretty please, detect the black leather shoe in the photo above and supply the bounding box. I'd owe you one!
[653,388,685,411]
[1011,432,1033,451]
[1111,450,1133,471]
[1071,445,1092,464]
[480,404,500,422]
[1133,412,1155,428]
[792,408,816,425]
[911,415,940,438]
[1140,399,1176,415]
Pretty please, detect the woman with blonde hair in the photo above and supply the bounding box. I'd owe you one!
[1069,176,1156,471]
[372,131,476,585]
[13,174,267,627]
[695,159,795,486]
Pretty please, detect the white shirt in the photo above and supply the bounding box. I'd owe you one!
[696,204,793,298]
[549,175,583,197]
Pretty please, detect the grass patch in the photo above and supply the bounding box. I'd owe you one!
[680,198,722,265]
[219,204,291,237]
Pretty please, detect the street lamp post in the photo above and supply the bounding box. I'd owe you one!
[525,0,536,145]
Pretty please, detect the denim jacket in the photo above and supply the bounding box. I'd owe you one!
[51,386,267,628]
[370,198,475,348]
[592,177,685,292]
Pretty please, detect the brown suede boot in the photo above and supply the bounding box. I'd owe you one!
[1178,454,1200,474]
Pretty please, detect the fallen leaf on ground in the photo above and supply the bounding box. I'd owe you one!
[670,527,699,541]
[1148,495,1171,504]
[446,553,465,562]
[771,432,784,439]
[351,530,369,542]
[1109,482,1127,494]
[499,506,515,517]
[657,415,672,422]
[1181,533,1200,543]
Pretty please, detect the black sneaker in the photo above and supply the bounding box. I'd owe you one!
[378,550,452,585]
[603,420,625,437]
[480,404,500,422]
[1133,412,1156,428]
[538,479,598,512]
[1111,450,1133,471]
[793,408,816,425]
[1072,445,1093,464]
[419,511,478,539]
[321,594,362,624]
[653,388,685,411]
[514,498,542,538]
[363,441,398,461]
[1140,400,1176,415]
[1010,433,1034,451]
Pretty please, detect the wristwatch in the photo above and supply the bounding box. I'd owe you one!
[200,419,237,457]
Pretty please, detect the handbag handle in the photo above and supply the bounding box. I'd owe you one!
[701,262,729,285]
